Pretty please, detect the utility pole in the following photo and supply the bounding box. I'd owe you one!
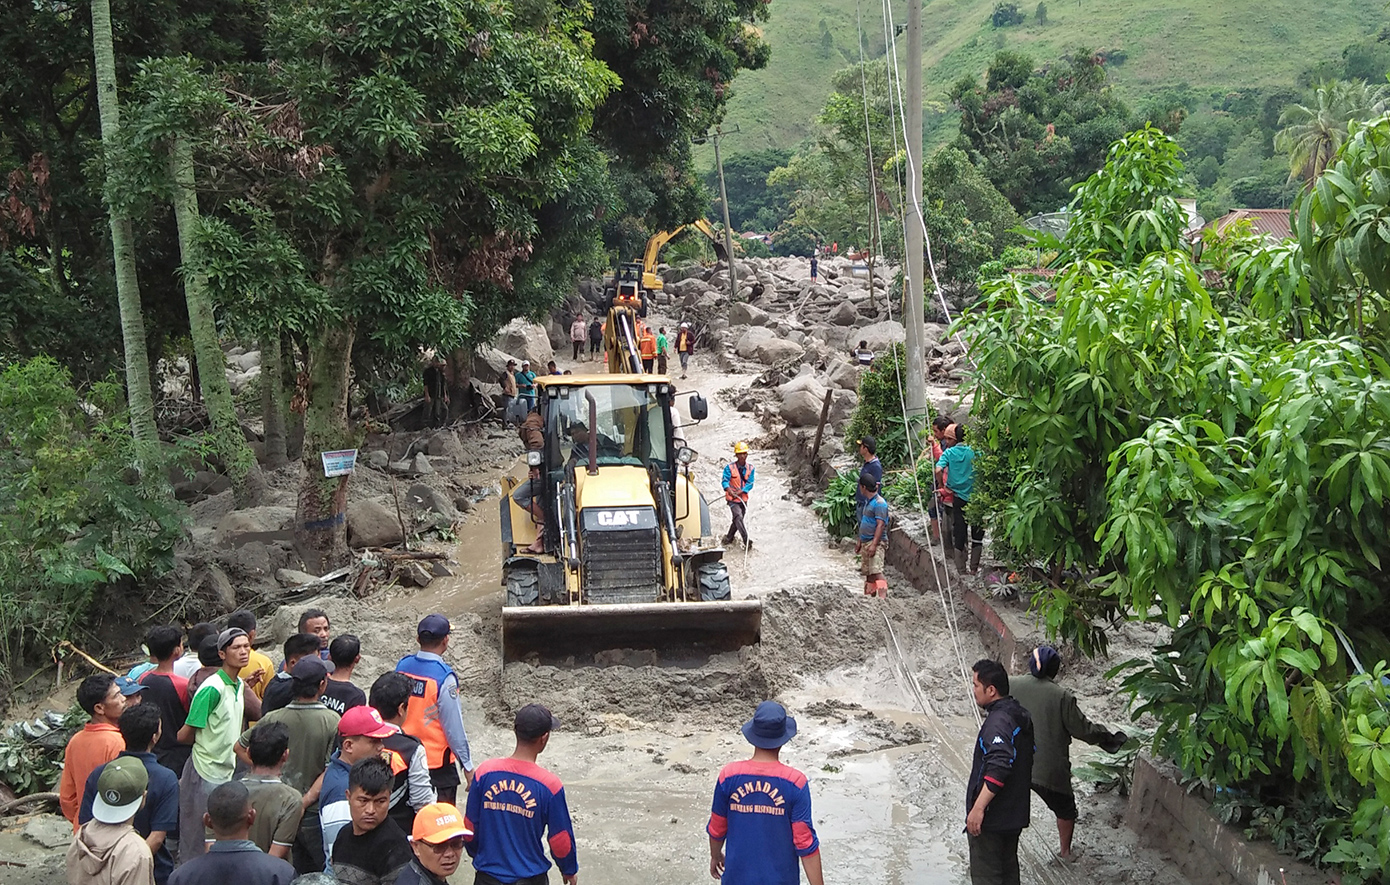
[697,125,741,303]
[903,0,927,420]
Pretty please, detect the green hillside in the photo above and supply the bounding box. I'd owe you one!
[710,0,1385,159]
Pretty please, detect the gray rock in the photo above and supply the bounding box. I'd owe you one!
[830,301,859,325]
[471,345,514,384]
[348,498,405,548]
[407,483,457,519]
[828,359,865,391]
[213,507,295,546]
[388,460,413,474]
[412,453,434,475]
[753,338,805,364]
[22,814,74,849]
[858,320,906,353]
[781,386,830,427]
[454,496,476,513]
[734,327,776,359]
[399,561,435,588]
[729,302,770,327]
[275,568,320,587]
[205,564,238,610]
[365,450,390,470]
[494,318,554,367]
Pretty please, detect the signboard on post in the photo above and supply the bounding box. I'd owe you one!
[320,449,358,478]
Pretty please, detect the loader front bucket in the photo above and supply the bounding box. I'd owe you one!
[501,599,763,663]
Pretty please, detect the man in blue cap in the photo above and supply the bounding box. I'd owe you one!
[707,701,824,885]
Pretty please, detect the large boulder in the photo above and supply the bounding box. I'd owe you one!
[734,327,776,359]
[213,506,295,547]
[668,277,712,299]
[753,338,804,365]
[348,498,406,548]
[227,350,261,373]
[494,318,553,367]
[471,346,513,384]
[829,301,858,326]
[827,359,865,391]
[780,379,831,427]
[858,320,906,353]
[406,483,456,520]
[729,302,770,327]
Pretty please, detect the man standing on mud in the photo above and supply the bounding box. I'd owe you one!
[721,442,755,549]
[463,704,578,885]
[707,700,823,885]
[965,659,1034,885]
[1009,645,1127,860]
[396,615,474,805]
[675,323,695,379]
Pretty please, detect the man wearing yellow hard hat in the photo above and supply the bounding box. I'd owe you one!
[721,442,756,549]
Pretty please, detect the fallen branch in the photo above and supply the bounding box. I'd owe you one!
[54,641,116,675]
[0,792,59,816]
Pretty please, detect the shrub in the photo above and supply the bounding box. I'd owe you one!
[842,343,928,470]
[0,357,186,686]
[991,3,1025,27]
[811,469,861,538]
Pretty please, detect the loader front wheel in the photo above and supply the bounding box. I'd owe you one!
[696,560,731,601]
[505,567,540,607]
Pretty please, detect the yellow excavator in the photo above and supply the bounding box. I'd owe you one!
[497,371,761,661]
[603,220,732,315]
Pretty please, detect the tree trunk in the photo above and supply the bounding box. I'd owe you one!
[91,0,158,457]
[169,136,265,505]
[295,322,355,571]
[261,334,288,467]
[446,347,472,422]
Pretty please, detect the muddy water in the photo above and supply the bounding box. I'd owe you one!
[384,335,1185,885]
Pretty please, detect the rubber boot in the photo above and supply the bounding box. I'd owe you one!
[953,547,967,572]
[969,543,982,575]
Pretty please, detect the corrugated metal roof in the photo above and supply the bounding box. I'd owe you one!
[1206,208,1294,241]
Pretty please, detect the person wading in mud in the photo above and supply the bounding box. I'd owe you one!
[1009,646,1128,861]
[707,701,823,885]
[856,475,889,598]
[721,442,755,549]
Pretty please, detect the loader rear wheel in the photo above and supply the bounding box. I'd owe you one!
[696,560,731,601]
[505,567,540,607]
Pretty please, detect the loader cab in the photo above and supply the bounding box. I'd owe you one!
[541,377,676,483]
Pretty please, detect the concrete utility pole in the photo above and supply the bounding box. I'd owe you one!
[903,0,927,419]
[696,125,741,303]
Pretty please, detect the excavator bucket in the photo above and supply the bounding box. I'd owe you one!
[501,599,763,663]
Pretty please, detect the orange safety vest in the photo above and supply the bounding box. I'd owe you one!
[725,461,751,504]
[395,653,455,770]
[639,334,657,358]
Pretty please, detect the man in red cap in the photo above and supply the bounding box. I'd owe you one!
[708,701,823,885]
[396,615,474,804]
[395,802,471,885]
[463,704,578,885]
[319,706,398,871]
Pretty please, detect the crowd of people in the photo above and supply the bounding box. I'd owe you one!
[55,596,1126,885]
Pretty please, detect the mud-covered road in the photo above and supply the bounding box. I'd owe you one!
[368,318,1196,885]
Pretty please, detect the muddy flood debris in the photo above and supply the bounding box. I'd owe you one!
[1,259,1203,885]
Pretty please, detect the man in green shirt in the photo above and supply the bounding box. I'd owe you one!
[235,658,339,793]
[656,326,670,375]
[177,627,257,860]
[239,720,306,860]
[1009,645,1127,860]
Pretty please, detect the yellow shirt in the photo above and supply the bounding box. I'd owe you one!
[239,648,274,698]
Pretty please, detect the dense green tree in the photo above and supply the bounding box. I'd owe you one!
[588,0,769,252]
[962,125,1390,882]
[186,0,618,567]
[950,49,1134,216]
[704,149,793,232]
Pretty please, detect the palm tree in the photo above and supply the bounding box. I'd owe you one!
[1275,79,1389,184]
[90,0,159,457]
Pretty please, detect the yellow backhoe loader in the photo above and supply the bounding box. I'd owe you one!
[498,373,761,660]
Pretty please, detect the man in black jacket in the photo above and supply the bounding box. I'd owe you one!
[965,659,1035,885]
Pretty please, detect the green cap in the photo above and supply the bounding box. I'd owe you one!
[92,756,148,824]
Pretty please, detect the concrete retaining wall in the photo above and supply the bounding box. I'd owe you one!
[884,526,1328,885]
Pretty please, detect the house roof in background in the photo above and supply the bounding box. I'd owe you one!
[1205,208,1294,241]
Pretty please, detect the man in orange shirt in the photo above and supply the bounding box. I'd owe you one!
[639,327,657,373]
[60,673,128,826]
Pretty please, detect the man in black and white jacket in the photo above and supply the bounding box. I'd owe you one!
[965,658,1035,885]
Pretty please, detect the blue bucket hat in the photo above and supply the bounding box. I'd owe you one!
[741,701,798,749]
